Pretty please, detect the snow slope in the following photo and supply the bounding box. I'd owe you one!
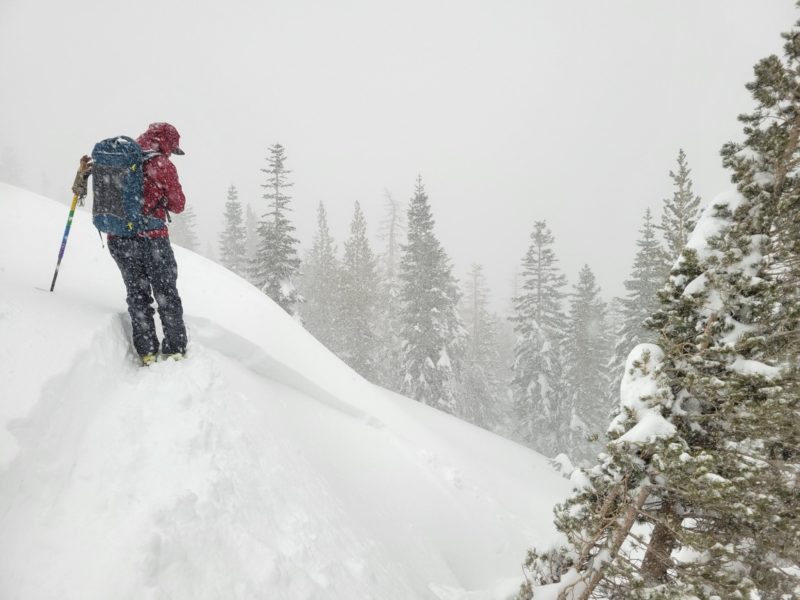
[0,183,571,600]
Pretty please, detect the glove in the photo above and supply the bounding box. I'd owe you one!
[71,155,93,201]
[78,155,93,175]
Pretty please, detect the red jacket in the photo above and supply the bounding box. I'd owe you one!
[134,123,186,239]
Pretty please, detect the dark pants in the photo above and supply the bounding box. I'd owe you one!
[109,236,187,357]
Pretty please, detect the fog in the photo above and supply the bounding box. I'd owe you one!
[1,0,795,308]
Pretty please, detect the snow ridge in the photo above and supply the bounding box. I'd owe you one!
[0,183,571,599]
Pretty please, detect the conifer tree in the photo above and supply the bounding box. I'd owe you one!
[398,176,465,413]
[374,189,407,390]
[510,221,568,455]
[253,144,301,314]
[218,184,248,277]
[243,204,260,286]
[244,204,259,275]
[170,204,199,251]
[339,201,380,380]
[660,148,702,261]
[606,209,670,412]
[563,264,611,463]
[459,263,506,429]
[300,202,341,352]
[518,16,800,598]
[377,189,406,283]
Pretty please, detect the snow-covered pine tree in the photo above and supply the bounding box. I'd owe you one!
[253,144,301,315]
[300,202,341,353]
[377,189,406,283]
[702,22,800,594]
[373,189,406,391]
[218,184,248,277]
[170,204,199,251]
[398,176,465,414]
[660,148,702,261]
[458,263,506,430]
[606,209,670,413]
[493,294,519,437]
[509,221,569,456]
[518,16,800,598]
[563,264,611,464]
[339,201,380,381]
[518,342,680,600]
[244,203,259,281]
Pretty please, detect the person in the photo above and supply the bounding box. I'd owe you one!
[73,122,189,365]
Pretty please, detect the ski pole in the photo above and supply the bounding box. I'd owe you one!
[49,193,80,292]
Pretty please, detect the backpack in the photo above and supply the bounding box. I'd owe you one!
[91,136,165,236]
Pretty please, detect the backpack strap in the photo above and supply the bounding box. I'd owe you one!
[140,150,173,224]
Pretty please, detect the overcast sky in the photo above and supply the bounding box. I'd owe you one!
[1,1,796,310]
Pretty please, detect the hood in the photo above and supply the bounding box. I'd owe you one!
[136,122,184,155]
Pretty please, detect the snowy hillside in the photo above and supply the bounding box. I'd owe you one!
[0,183,572,600]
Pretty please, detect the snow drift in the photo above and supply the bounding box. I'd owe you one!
[0,183,571,599]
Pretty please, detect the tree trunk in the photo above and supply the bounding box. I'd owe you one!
[559,485,650,600]
[640,501,678,584]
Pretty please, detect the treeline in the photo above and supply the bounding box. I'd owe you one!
[511,149,700,465]
[215,157,510,432]
[201,137,703,468]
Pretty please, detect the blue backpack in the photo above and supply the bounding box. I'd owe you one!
[91,136,165,236]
